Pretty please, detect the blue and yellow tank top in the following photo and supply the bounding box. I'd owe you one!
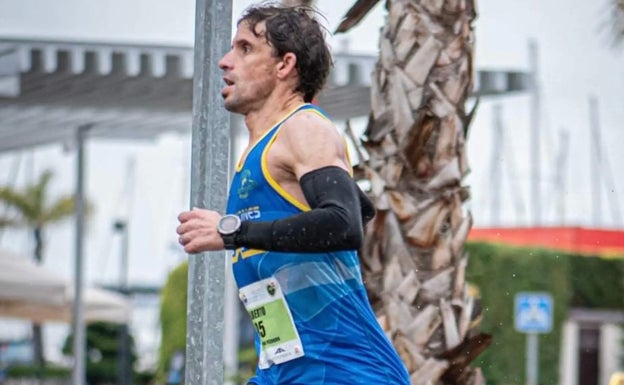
[226,104,410,385]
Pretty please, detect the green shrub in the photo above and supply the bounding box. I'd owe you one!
[6,364,70,379]
[157,260,188,382]
[63,321,139,385]
[466,242,624,385]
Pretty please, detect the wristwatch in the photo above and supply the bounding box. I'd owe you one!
[217,214,242,250]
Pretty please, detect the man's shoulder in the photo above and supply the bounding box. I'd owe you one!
[291,106,330,119]
[281,107,337,137]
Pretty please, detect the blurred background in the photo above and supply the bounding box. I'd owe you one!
[0,0,622,384]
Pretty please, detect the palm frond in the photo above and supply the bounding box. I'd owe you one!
[601,0,624,47]
[33,170,54,216]
[335,0,380,33]
[0,187,36,221]
[613,0,624,46]
[41,194,77,223]
[0,216,24,228]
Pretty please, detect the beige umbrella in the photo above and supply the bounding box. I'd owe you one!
[0,249,66,305]
[0,249,132,324]
[0,287,132,324]
[65,286,132,324]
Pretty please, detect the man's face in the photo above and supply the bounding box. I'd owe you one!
[218,21,280,114]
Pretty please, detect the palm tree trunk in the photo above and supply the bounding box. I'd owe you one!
[32,325,45,369]
[348,1,490,384]
[34,226,43,263]
[32,226,45,368]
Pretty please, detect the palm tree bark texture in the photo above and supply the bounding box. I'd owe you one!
[338,1,491,384]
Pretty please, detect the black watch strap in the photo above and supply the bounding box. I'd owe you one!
[221,232,238,250]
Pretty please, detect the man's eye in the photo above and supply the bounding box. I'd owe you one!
[242,44,251,53]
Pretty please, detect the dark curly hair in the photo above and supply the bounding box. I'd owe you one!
[238,3,333,103]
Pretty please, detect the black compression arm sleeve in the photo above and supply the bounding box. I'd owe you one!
[235,166,372,252]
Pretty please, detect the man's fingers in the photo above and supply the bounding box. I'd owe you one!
[176,218,204,235]
[178,208,209,221]
[183,237,218,254]
[178,228,205,246]
[176,208,223,253]
[177,214,221,235]
[178,211,194,222]
[178,208,220,223]
[184,240,203,254]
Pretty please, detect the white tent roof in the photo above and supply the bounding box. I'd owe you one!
[0,250,67,305]
[0,249,132,324]
[0,38,193,152]
[0,287,132,324]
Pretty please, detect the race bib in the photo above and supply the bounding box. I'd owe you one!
[239,277,304,369]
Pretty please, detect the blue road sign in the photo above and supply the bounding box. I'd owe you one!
[514,292,553,333]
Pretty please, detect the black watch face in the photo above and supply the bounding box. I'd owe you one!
[220,215,240,233]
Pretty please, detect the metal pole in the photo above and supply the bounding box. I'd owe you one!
[72,124,91,385]
[588,97,622,226]
[554,130,569,224]
[116,220,129,291]
[114,219,132,385]
[223,114,245,384]
[223,269,240,385]
[185,1,232,385]
[117,155,135,385]
[490,104,503,225]
[529,41,541,225]
[589,96,602,227]
[526,333,539,385]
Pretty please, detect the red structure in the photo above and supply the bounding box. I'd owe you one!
[468,227,624,257]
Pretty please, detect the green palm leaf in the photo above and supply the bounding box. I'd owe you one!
[0,187,36,222]
[613,0,624,46]
[0,216,22,228]
[0,169,83,230]
[41,194,77,223]
[32,170,54,219]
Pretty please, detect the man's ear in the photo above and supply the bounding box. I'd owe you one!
[276,52,297,79]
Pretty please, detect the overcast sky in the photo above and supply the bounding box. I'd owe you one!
[0,0,622,288]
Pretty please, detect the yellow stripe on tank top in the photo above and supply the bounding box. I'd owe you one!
[343,137,354,176]
[261,107,354,211]
[232,248,266,264]
[236,103,312,172]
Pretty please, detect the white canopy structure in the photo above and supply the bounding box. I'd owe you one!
[0,250,131,324]
[0,250,67,306]
[0,39,383,152]
[0,287,132,324]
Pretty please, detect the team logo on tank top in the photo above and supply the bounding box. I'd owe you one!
[237,169,257,199]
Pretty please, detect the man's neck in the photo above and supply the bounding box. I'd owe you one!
[244,92,306,144]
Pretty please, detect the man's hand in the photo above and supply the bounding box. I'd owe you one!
[176,208,225,253]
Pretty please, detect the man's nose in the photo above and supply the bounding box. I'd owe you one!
[218,51,232,70]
